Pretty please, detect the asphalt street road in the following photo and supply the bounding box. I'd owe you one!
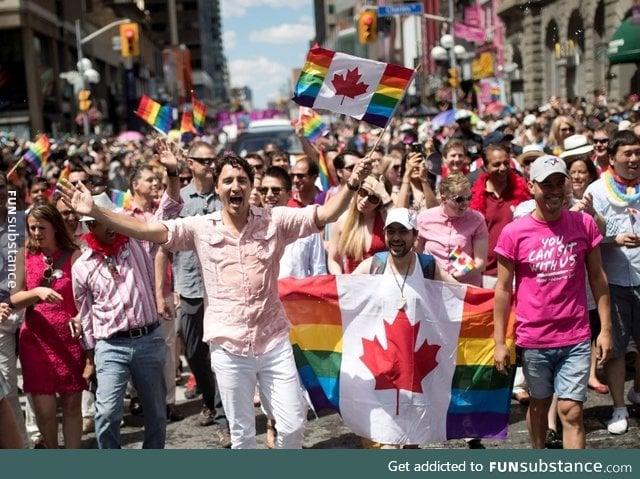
[76,366,639,449]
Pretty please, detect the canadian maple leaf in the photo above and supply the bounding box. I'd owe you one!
[331,68,369,105]
[360,309,441,415]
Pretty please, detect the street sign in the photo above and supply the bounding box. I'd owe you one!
[378,3,423,17]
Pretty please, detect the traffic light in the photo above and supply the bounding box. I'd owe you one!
[119,23,139,57]
[358,10,377,44]
[448,68,459,88]
[78,89,91,112]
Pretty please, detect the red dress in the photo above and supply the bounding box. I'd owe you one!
[20,250,86,394]
[343,212,386,274]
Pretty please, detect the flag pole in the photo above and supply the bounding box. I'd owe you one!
[369,63,422,154]
[6,157,24,178]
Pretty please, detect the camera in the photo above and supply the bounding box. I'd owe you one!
[410,142,424,155]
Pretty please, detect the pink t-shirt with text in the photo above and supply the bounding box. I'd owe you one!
[494,210,602,349]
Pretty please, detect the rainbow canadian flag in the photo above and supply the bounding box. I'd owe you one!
[279,275,516,446]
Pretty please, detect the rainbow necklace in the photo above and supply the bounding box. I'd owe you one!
[603,169,640,207]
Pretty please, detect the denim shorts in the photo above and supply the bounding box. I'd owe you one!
[522,340,590,402]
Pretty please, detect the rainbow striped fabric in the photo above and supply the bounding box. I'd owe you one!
[110,189,133,211]
[23,134,50,175]
[191,93,206,132]
[180,110,197,135]
[317,148,333,191]
[279,275,515,444]
[57,161,71,186]
[135,95,173,134]
[293,46,415,129]
[298,107,328,143]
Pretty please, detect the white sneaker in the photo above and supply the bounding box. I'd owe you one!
[607,408,629,435]
[627,387,640,405]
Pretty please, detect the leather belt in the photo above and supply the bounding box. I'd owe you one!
[110,322,160,339]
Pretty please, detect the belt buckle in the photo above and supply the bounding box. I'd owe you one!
[129,328,144,338]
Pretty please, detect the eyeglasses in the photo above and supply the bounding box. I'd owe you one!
[257,186,284,196]
[103,255,119,279]
[451,194,472,204]
[189,157,215,167]
[250,163,264,171]
[357,188,382,205]
[43,255,53,280]
[593,138,609,144]
[290,173,309,179]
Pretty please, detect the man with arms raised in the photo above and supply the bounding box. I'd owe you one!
[59,152,373,449]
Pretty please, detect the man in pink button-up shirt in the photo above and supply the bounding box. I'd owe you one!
[60,151,373,448]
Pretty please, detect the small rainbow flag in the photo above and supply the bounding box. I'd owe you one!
[23,134,50,175]
[180,110,197,135]
[279,276,515,444]
[191,93,206,132]
[135,95,173,134]
[317,148,332,191]
[57,161,71,186]
[111,189,133,211]
[293,46,415,129]
[448,245,476,275]
[298,107,328,143]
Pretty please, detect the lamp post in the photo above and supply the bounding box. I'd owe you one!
[72,18,131,135]
[431,34,466,110]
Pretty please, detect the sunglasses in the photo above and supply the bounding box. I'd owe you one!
[189,156,215,167]
[290,173,308,179]
[250,164,265,171]
[103,255,119,279]
[593,138,609,144]
[257,186,283,196]
[357,188,381,205]
[43,255,53,280]
[392,165,401,171]
[560,127,574,133]
[451,194,472,204]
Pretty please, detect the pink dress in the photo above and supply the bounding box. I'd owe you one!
[20,250,86,394]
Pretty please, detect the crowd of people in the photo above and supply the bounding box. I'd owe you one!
[1,91,640,449]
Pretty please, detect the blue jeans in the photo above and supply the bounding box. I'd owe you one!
[94,329,166,448]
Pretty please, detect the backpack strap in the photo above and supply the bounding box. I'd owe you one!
[370,251,435,280]
[369,251,389,275]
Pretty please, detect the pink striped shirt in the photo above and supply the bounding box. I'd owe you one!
[161,205,320,356]
[72,238,157,349]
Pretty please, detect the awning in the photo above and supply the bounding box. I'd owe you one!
[608,17,640,65]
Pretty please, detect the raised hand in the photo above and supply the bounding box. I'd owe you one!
[155,137,179,173]
[57,179,94,217]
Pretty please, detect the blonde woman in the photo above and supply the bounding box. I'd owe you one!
[328,175,392,274]
[546,116,576,156]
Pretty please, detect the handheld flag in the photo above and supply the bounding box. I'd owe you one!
[191,93,207,133]
[111,189,133,211]
[279,275,516,445]
[57,161,71,186]
[627,207,639,232]
[298,107,329,143]
[180,110,197,135]
[135,95,173,134]
[23,134,50,175]
[317,148,332,190]
[293,46,415,129]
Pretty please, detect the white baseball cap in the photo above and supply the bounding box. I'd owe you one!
[529,155,569,182]
[384,208,417,231]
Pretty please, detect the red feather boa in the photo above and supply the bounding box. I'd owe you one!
[469,170,531,215]
[83,232,129,257]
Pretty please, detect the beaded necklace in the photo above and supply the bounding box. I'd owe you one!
[602,169,640,207]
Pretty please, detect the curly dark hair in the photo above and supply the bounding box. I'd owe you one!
[213,152,254,187]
